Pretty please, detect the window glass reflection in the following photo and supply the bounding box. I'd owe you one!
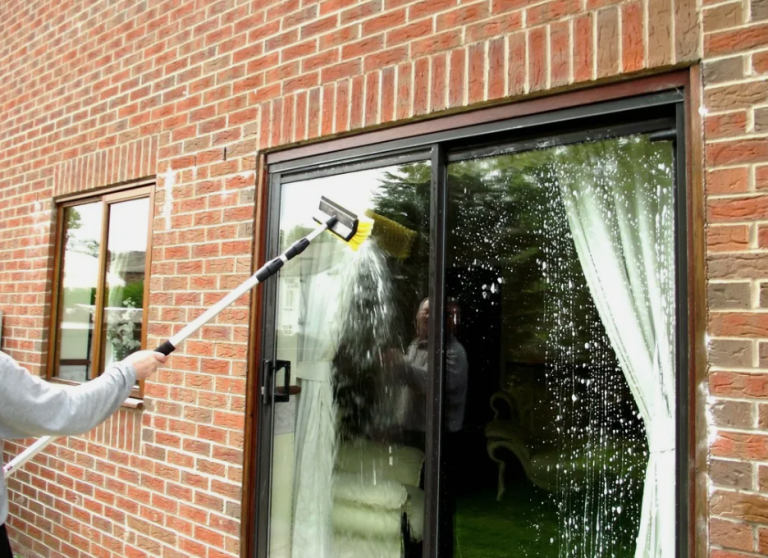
[269,162,431,558]
[101,197,150,375]
[441,135,675,557]
[58,203,103,382]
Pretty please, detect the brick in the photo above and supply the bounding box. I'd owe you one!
[431,53,448,111]
[527,0,580,26]
[409,0,456,20]
[711,399,754,428]
[468,42,486,104]
[449,48,466,107]
[710,459,753,489]
[364,9,407,35]
[411,30,462,58]
[755,107,768,132]
[342,35,385,60]
[622,1,644,72]
[709,253,768,279]
[491,0,528,14]
[707,224,749,251]
[320,24,360,49]
[704,3,743,32]
[341,0,382,23]
[754,0,768,19]
[755,51,768,74]
[529,27,547,92]
[334,82,349,132]
[757,223,768,248]
[365,71,381,125]
[320,59,362,82]
[549,21,569,88]
[676,0,699,60]
[414,56,430,115]
[711,371,768,397]
[387,19,435,46]
[437,3,490,31]
[707,167,750,194]
[710,518,753,551]
[706,23,768,56]
[711,490,768,523]
[466,12,522,42]
[707,139,768,167]
[759,166,768,190]
[709,283,752,310]
[705,81,768,111]
[508,31,526,96]
[710,338,754,367]
[711,431,768,459]
[381,66,396,122]
[711,312,768,337]
[647,0,673,66]
[705,111,748,139]
[364,46,410,72]
[597,8,619,78]
[488,37,505,99]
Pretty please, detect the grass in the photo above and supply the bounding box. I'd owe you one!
[454,481,560,558]
[452,474,642,558]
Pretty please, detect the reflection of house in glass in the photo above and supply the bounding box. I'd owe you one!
[58,250,146,382]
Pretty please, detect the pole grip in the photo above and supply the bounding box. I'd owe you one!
[155,340,176,356]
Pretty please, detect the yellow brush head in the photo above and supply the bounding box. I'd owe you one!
[342,218,373,251]
[365,210,417,260]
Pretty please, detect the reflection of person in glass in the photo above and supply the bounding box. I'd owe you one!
[398,298,468,439]
[391,297,467,556]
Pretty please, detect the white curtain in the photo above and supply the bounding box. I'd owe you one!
[291,238,353,558]
[554,137,676,558]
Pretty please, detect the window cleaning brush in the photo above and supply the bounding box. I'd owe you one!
[3,196,372,478]
[365,209,417,260]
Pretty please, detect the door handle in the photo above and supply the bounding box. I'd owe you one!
[263,360,292,404]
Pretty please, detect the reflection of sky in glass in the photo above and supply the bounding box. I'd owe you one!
[280,168,393,229]
[108,198,149,253]
[66,202,101,244]
[63,203,102,289]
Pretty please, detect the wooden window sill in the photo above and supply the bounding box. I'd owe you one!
[122,397,144,410]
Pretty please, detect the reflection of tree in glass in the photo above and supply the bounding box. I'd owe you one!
[373,146,650,558]
[65,208,99,258]
[105,271,144,363]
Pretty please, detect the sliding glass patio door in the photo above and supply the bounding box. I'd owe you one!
[254,93,687,558]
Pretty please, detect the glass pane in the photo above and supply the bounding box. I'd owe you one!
[269,161,431,558]
[444,135,676,557]
[101,197,150,373]
[57,202,103,382]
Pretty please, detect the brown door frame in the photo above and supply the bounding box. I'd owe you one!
[241,67,706,558]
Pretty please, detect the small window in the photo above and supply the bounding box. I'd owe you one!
[50,184,153,398]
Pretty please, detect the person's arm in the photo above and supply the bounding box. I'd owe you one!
[0,351,156,439]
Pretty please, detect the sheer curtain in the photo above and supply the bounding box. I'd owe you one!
[291,238,353,558]
[554,137,676,558]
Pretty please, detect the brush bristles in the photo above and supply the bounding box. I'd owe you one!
[342,218,373,251]
[365,210,417,260]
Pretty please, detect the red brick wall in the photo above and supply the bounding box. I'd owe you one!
[0,0,763,556]
[704,0,768,551]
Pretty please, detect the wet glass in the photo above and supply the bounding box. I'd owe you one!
[268,162,431,558]
[57,202,103,382]
[443,135,676,557]
[100,197,150,374]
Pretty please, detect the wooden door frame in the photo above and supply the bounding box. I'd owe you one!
[240,67,706,558]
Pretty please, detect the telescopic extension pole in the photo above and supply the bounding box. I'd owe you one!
[4,216,343,478]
